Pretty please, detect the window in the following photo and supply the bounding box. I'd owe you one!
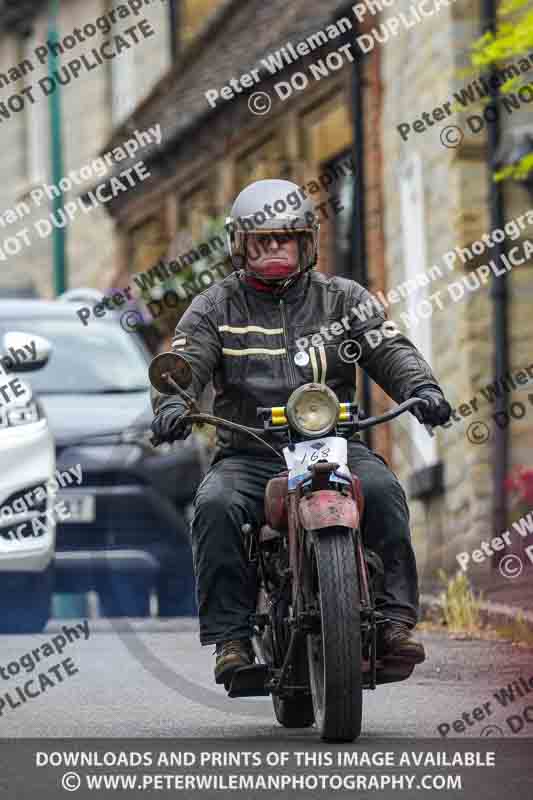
[181,0,226,47]
[302,100,352,166]
[130,215,168,275]
[24,33,49,185]
[324,150,355,278]
[234,137,288,190]
[179,183,217,240]
[110,0,136,125]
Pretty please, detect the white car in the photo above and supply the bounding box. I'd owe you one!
[0,331,56,633]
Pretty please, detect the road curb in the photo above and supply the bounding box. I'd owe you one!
[421,592,533,633]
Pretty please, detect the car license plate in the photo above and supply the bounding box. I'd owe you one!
[57,494,95,523]
[283,437,347,480]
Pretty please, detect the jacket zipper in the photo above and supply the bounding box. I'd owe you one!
[280,298,297,387]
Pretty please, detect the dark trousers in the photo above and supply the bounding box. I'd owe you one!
[191,442,419,645]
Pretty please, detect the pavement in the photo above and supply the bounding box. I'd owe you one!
[422,561,533,631]
[1,621,533,738]
[2,622,533,799]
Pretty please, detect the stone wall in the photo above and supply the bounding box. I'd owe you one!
[0,0,170,298]
[380,0,533,585]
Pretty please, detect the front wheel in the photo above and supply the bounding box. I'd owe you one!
[273,692,315,728]
[306,526,362,742]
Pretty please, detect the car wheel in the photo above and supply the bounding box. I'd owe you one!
[157,570,197,617]
[0,565,54,634]
[98,573,151,618]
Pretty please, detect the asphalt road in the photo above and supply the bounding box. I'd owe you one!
[1,621,533,739]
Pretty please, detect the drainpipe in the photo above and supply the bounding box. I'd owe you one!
[168,0,179,63]
[350,45,372,448]
[481,0,509,541]
[48,0,86,619]
[48,0,67,296]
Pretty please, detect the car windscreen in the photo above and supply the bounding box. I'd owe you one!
[1,318,151,394]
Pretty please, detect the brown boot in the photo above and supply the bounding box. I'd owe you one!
[378,622,426,664]
[214,639,254,685]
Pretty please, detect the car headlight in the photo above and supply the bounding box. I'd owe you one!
[286,383,340,438]
[0,401,41,428]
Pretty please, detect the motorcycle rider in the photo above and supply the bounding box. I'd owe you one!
[151,179,451,688]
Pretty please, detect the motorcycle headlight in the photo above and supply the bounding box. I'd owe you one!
[286,383,340,438]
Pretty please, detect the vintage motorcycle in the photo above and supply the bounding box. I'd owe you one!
[149,351,428,743]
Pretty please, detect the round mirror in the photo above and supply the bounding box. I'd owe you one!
[149,352,193,394]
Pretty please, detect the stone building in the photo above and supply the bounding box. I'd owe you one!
[98,0,533,597]
[379,0,533,601]
[3,0,532,598]
[0,0,172,295]
[96,0,392,455]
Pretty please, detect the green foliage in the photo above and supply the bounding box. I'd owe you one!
[495,152,533,183]
[471,0,533,67]
[437,569,483,633]
[470,0,533,184]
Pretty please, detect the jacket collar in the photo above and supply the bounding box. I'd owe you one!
[238,270,311,304]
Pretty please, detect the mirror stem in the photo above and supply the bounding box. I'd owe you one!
[163,373,198,412]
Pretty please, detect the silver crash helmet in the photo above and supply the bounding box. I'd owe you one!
[225,179,319,281]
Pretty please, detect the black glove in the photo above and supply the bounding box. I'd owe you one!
[410,386,451,427]
[151,400,192,444]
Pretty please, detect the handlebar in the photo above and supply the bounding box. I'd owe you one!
[356,396,428,430]
[151,397,429,452]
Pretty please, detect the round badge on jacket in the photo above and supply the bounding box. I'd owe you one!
[294,351,310,367]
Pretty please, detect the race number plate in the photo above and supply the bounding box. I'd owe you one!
[283,437,348,486]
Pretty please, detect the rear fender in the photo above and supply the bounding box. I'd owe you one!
[298,490,359,531]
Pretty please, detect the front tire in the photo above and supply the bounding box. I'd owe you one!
[306,527,362,742]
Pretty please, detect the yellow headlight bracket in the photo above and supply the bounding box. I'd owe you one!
[271,406,287,426]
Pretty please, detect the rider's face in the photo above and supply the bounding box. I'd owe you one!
[245,233,299,280]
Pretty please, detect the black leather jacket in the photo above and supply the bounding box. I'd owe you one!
[151,270,441,456]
